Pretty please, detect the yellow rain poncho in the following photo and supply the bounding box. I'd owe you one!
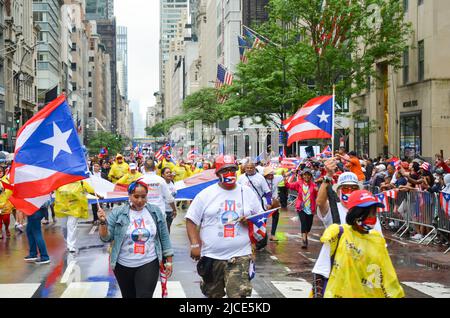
[54,181,95,219]
[116,171,143,186]
[108,154,129,183]
[157,158,176,176]
[0,176,13,215]
[275,167,288,187]
[173,164,191,182]
[321,224,404,298]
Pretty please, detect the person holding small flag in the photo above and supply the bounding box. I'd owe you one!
[185,155,263,298]
[98,180,173,298]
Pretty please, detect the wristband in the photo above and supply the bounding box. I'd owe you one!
[190,244,200,248]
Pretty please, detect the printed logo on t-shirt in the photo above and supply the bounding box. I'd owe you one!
[219,200,239,238]
[131,218,151,254]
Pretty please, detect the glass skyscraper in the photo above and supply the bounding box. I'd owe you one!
[86,0,114,20]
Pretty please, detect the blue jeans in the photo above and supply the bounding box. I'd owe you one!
[26,208,49,260]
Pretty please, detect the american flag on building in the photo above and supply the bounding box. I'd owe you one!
[215,64,233,88]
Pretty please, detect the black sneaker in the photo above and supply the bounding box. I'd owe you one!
[35,258,50,265]
[24,256,38,262]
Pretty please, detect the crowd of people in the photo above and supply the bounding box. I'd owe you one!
[0,145,449,298]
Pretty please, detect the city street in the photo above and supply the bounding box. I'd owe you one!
[0,205,449,298]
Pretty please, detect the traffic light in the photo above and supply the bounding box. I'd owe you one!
[14,110,21,124]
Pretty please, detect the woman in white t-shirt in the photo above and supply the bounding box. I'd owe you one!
[98,180,174,298]
[162,167,178,232]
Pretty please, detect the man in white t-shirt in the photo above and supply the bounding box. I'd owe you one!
[185,155,263,298]
[141,160,176,218]
[237,161,272,209]
[312,158,383,297]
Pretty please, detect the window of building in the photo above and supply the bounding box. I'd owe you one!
[71,63,77,71]
[403,0,408,12]
[354,118,369,156]
[89,102,92,108]
[88,82,92,87]
[89,112,92,118]
[217,43,222,58]
[418,40,424,81]
[88,71,92,77]
[88,92,92,97]
[72,43,77,51]
[89,56,94,62]
[72,82,77,91]
[400,111,421,159]
[403,47,409,84]
[418,0,423,5]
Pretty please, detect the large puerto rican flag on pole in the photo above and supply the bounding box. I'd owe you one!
[283,95,333,146]
[9,95,90,215]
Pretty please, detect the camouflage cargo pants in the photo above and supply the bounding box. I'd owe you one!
[200,255,253,298]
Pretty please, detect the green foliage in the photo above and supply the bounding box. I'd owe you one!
[87,131,129,157]
[223,0,412,128]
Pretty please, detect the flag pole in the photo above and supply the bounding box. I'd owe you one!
[331,85,336,154]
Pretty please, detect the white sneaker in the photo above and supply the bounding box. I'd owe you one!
[411,233,424,240]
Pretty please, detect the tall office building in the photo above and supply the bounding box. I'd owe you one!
[33,0,63,105]
[85,0,114,20]
[117,26,128,100]
[159,0,189,119]
[242,0,269,27]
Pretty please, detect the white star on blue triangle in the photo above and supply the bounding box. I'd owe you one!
[304,98,333,135]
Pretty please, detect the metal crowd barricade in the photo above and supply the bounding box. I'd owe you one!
[435,192,450,254]
[407,191,438,245]
[388,190,410,238]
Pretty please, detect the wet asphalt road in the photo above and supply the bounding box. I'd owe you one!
[0,204,449,298]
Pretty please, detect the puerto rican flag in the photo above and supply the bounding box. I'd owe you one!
[385,189,398,200]
[155,143,171,161]
[283,96,334,146]
[317,145,332,158]
[9,95,90,215]
[246,208,278,243]
[440,192,450,217]
[187,148,198,161]
[375,192,390,213]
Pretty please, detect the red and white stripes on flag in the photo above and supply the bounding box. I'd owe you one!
[215,64,233,88]
[375,190,398,213]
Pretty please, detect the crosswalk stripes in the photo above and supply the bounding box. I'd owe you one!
[0,280,448,298]
[0,284,41,298]
[402,282,450,298]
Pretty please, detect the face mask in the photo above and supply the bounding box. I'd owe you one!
[219,171,237,188]
[339,193,350,207]
[357,216,377,231]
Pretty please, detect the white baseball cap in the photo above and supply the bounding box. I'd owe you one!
[376,164,386,172]
[336,172,360,188]
[129,163,137,170]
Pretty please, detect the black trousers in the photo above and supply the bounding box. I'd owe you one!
[271,211,279,236]
[298,210,314,234]
[92,204,99,222]
[278,187,288,208]
[113,259,160,298]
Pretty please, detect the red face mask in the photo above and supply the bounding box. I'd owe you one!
[219,171,237,188]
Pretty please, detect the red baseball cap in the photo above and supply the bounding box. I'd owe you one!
[215,155,238,173]
[346,190,384,210]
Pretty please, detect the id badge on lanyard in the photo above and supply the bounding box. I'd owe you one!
[133,218,146,254]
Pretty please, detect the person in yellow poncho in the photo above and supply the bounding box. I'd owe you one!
[54,180,96,253]
[320,190,404,298]
[115,163,143,186]
[157,156,176,176]
[108,154,130,183]
[173,159,192,182]
[275,166,289,209]
[0,174,13,239]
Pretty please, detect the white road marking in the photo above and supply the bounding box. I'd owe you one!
[0,284,41,298]
[311,233,321,238]
[271,281,312,298]
[60,282,109,298]
[60,261,79,284]
[307,237,320,243]
[153,281,186,298]
[89,226,98,235]
[284,267,292,272]
[298,252,316,262]
[270,256,278,261]
[402,282,450,298]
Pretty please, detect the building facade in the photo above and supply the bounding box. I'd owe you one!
[85,0,113,20]
[116,25,128,100]
[33,0,63,106]
[349,0,450,160]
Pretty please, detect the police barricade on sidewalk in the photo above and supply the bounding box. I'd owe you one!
[434,192,450,254]
[385,190,410,238]
[407,191,438,245]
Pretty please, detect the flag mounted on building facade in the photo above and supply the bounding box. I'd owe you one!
[283,95,334,146]
[238,35,251,63]
[8,95,90,214]
[215,64,233,88]
[243,25,266,49]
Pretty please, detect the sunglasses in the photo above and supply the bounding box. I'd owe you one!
[341,185,359,193]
